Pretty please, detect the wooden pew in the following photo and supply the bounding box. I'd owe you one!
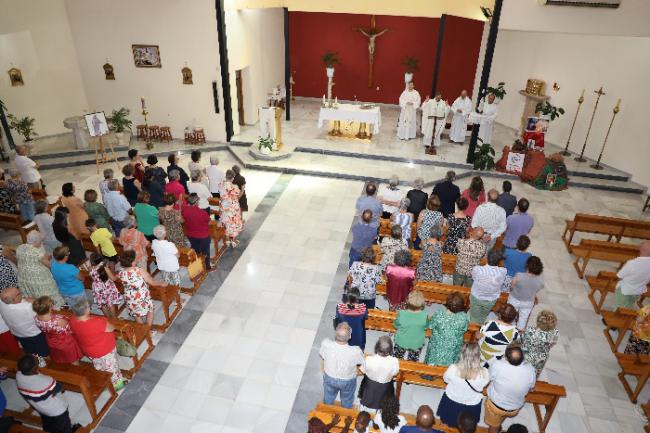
[56,309,154,378]
[587,271,648,313]
[395,360,566,433]
[0,213,36,243]
[571,239,638,279]
[78,234,156,271]
[616,353,650,403]
[365,308,480,343]
[179,246,208,295]
[208,196,221,218]
[642,401,650,433]
[602,307,638,353]
[308,402,488,433]
[563,213,650,250]
[209,220,228,263]
[0,351,117,430]
[371,245,486,275]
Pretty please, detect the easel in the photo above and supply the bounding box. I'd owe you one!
[93,132,118,174]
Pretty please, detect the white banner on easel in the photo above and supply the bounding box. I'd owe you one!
[506,152,525,174]
[84,112,109,137]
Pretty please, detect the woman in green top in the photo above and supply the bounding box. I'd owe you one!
[425,292,469,366]
[393,290,429,361]
[133,191,159,241]
[83,189,110,229]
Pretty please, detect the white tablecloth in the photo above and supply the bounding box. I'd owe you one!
[468,112,488,125]
[318,103,381,134]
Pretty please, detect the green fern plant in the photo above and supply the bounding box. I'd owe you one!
[473,139,496,171]
[535,101,565,121]
[106,108,133,133]
[485,82,506,100]
[7,114,37,141]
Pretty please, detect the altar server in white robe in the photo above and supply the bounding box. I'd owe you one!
[397,82,421,140]
[478,93,498,145]
[449,90,473,143]
[421,93,449,154]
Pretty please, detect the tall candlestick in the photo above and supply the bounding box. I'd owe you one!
[580,88,585,99]
[591,99,621,170]
[575,86,606,163]
[560,89,586,156]
[141,97,146,110]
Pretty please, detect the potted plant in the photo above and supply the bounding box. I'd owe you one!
[258,135,274,155]
[403,56,419,83]
[7,114,37,147]
[485,82,507,101]
[321,51,339,78]
[106,108,133,147]
[473,139,496,171]
[535,101,565,121]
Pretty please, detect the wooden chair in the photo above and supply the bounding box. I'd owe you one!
[194,128,206,144]
[571,239,639,278]
[136,124,147,141]
[563,213,650,250]
[209,220,228,263]
[587,271,648,313]
[148,125,160,142]
[0,213,36,243]
[179,246,208,295]
[159,126,172,143]
[184,128,196,144]
[616,352,650,403]
[602,307,638,353]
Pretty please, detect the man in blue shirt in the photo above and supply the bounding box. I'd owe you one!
[355,183,383,229]
[502,199,534,249]
[50,246,86,306]
[104,179,132,236]
[496,181,517,217]
[398,405,443,433]
[503,235,532,277]
[349,210,377,266]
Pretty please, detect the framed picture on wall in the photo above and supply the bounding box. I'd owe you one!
[132,45,162,68]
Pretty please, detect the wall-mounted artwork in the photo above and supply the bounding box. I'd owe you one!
[8,68,24,86]
[103,63,115,80]
[132,45,162,68]
[182,67,193,85]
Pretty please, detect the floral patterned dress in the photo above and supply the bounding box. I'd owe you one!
[90,265,123,309]
[521,326,559,375]
[348,262,382,301]
[158,207,186,248]
[220,181,243,238]
[424,309,469,366]
[16,244,64,307]
[0,255,18,290]
[119,228,149,269]
[34,314,83,364]
[118,267,153,318]
[416,239,443,282]
[379,237,408,272]
[417,210,444,240]
[443,214,471,254]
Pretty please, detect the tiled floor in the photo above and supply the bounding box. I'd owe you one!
[0,100,649,433]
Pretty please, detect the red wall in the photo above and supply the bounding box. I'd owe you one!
[289,12,439,104]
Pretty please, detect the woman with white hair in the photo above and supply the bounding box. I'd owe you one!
[378,175,404,218]
[358,335,399,411]
[16,231,64,307]
[390,198,413,245]
[206,155,224,198]
[151,225,180,286]
[187,170,212,214]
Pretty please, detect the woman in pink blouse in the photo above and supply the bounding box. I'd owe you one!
[460,176,486,219]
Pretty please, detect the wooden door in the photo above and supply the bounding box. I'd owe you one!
[235,70,244,126]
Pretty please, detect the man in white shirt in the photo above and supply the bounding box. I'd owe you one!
[14,146,42,189]
[319,322,365,408]
[472,189,507,253]
[469,249,507,324]
[485,346,536,433]
[0,287,49,358]
[152,225,181,286]
[206,155,225,198]
[188,170,212,213]
[613,240,650,309]
[421,93,449,155]
[449,90,473,143]
[377,176,404,218]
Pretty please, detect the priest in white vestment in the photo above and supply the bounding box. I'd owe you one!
[478,93,498,145]
[449,90,473,143]
[397,82,421,140]
[421,93,449,154]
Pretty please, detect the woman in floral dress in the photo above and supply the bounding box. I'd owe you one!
[33,296,83,364]
[220,170,243,247]
[158,194,186,248]
[424,293,469,366]
[443,197,471,255]
[416,225,443,282]
[89,253,123,318]
[118,215,150,270]
[379,225,408,272]
[16,231,65,307]
[348,247,382,309]
[416,195,444,249]
[118,250,165,326]
[521,310,559,376]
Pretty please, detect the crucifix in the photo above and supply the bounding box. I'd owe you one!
[355,15,389,88]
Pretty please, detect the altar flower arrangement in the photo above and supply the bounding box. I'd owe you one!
[403,56,419,84]
[485,82,507,100]
[321,51,340,68]
[535,101,565,121]
[257,135,275,154]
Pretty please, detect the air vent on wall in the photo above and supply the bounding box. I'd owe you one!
[538,0,621,8]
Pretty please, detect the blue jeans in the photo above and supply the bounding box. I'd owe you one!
[348,248,362,267]
[63,293,87,308]
[189,236,211,269]
[323,374,357,408]
[111,219,125,237]
[19,201,35,222]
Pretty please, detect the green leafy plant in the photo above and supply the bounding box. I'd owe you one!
[403,56,419,74]
[7,114,37,141]
[485,82,506,100]
[321,51,340,68]
[535,101,565,121]
[258,135,274,152]
[106,108,133,133]
[473,139,496,171]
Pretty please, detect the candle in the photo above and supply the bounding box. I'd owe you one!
[335,97,338,105]
[141,97,146,109]
[323,95,326,104]
[616,98,621,107]
[580,89,585,99]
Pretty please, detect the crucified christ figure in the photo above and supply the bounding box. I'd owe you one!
[355,15,389,88]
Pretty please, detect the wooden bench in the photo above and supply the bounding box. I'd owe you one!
[571,239,639,278]
[616,352,650,403]
[0,351,117,429]
[209,220,228,263]
[642,401,650,433]
[563,213,650,250]
[602,307,638,353]
[379,219,418,243]
[587,271,648,313]
[179,246,208,295]
[395,360,566,433]
[371,245,487,275]
[0,213,36,243]
[365,308,480,343]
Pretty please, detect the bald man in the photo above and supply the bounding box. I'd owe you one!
[613,240,650,309]
[453,227,487,287]
[0,288,49,358]
[398,405,443,433]
[472,189,507,253]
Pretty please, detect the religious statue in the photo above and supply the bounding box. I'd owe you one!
[8,67,24,86]
[182,66,193,85]
[355,15,389,88]
[103,63,115,80]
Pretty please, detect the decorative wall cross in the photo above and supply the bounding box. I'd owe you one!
[355,15,389,88]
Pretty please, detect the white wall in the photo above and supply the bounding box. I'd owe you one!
[490,29,650,187]
[0,0,88,137]
[226,8,285,131]
[65,0,227,141]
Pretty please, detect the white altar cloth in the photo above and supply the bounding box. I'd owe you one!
[468,112,488,125]
[317,103,381,134]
